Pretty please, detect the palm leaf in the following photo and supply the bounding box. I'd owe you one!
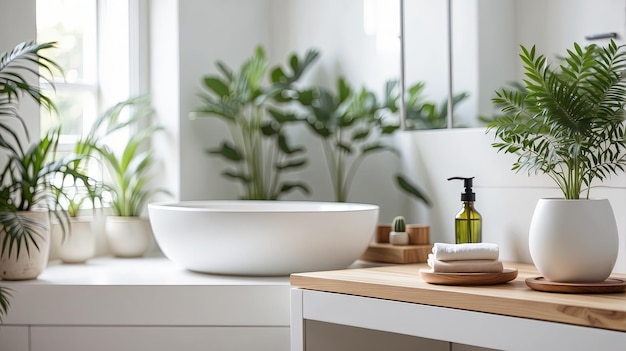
[0,285,12,322]
[488,40,626,199]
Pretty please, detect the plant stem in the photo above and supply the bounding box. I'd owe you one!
[322,139,339,201]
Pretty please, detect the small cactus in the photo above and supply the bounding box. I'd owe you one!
[392,216,406,232]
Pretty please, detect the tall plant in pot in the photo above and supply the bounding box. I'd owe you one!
[487,40,626,282]
[296,77,432,204]
[296,77,401,202]
[191,46,319,200]
[0,42,94,283]
[77,96,167,257]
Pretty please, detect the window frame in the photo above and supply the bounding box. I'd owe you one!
[36,0,149,153]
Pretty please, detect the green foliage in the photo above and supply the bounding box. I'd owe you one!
[383,80,469,129]
[0,42,95,261]
[0,41,89,319]
[487,40,626,199]
[77,96,167,216]
[0,286,11,322]
[478,82,527,125]
[53,178,100,218]
[394,174,431,205]
[297,77,400,202]
[192,46,319,200]
[0,41,59,126]
[0,126,94,259]
[392,215,406,232]
[192,46,431,206]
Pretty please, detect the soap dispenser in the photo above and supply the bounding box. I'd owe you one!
[447,177,482,244]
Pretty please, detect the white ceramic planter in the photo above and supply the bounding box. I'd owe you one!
[105,216,152,258]
[55,217,96,264]
[389,231,409,245]
[0,210,51,280]
[528,198,618,283]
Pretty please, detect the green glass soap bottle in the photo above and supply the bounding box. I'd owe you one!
[447,177,482,244]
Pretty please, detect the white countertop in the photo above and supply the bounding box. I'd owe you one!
[1,256,292,326]
[20,255,290,286]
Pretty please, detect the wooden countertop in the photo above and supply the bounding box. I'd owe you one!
[290,262,626,332]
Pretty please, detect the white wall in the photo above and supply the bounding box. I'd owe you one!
[0,0,40,139]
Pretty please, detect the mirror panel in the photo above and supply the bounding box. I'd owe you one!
[270,0,401,96]
[402,0,451,129]
[452,0,626,128]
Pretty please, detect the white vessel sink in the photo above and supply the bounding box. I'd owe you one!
[148,200,379,276]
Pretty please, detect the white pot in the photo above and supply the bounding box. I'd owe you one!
[528,198,618,283]
[105,216,152,258]
[389,231,409,245]
[55,217,95,264]
[0,210,51,280]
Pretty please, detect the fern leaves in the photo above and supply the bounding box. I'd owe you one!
[488,40,626,199]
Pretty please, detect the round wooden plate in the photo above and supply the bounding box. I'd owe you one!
[525,277,626,294]
[419,268,518,285]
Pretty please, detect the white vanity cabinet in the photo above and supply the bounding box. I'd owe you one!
[27,326,289,351]
[0,325,29,351]
[291,262,626,351]
[0,258,291,351]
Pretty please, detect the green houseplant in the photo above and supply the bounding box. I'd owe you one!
[297,77,431,204]
[296,77,400,202]
[389,215,408,245]
[51,177,102,263]
[77,96,167,257]
[487,40,626,282]
[384,80,468,130]
[0,42,93,283]
[191,46,319,200]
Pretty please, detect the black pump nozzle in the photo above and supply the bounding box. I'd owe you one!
[447,176,476,201]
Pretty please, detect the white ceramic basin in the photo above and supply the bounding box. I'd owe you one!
[147,200,379,276]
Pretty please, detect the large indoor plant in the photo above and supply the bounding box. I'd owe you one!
[0,41,95,283]
[191,46,319,200]
[488,40,626,282]
[296,77,400,202]
[297,77,431,204]
[77,96,167,257]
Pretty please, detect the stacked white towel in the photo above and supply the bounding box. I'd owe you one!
[427,242,503,273]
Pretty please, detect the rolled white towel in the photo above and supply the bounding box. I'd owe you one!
[428,254,503,273]
[432,242,499,261]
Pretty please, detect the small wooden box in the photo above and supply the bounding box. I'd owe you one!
[360,243,433,264]
[376,224,430,245]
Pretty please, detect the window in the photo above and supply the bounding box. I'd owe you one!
[36,0,144,151]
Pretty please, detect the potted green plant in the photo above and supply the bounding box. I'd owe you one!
[296,77,431,205]
[487,40,626,282]
[295,77,399,202]
[0,41,94,283]
[0,126,92,277]
[52,177,102,263]
[77,96,167,257]
[191,46,319,200]
[389,215,408,245]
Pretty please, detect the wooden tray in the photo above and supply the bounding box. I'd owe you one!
[525,277,626,294]
[419,268,518,285]
[360,243,432,264]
